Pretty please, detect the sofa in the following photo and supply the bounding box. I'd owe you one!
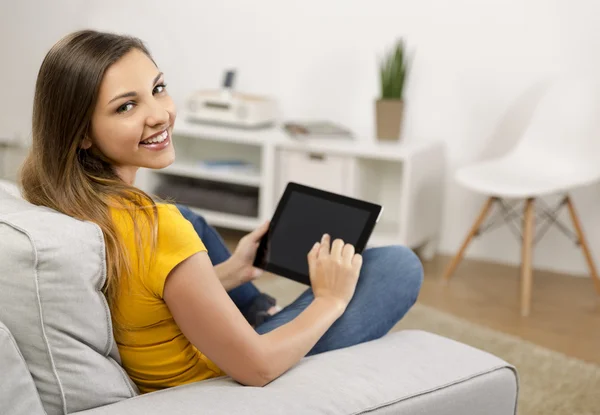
[0,180,519,415]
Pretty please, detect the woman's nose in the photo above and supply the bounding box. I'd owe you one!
[146,101,170,127]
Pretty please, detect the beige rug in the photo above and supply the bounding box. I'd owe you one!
[394,303,600,415]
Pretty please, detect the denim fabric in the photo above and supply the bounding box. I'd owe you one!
[255,245,423,355]
[175,205,423,356]
[176,205,261,315]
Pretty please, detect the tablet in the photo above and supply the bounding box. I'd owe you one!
[253,182,383,285]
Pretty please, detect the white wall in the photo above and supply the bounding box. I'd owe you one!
[3,0,600,276]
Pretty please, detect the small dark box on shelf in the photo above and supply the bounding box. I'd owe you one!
[155,175,259,218]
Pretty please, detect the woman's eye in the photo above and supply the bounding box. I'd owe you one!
[117,102,135,113]
[153,83,167,95]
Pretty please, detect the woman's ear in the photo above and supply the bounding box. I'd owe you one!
[81,136,92,150]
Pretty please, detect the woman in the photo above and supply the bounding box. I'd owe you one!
[20,30,423,393]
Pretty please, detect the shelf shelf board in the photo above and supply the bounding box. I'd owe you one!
[276,138,438,162]
[188,207,261,232]
[158,162,261,187]
[174,117,441,162]
[174,118,285,146]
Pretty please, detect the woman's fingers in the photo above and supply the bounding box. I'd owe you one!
[248,221,270,241]
[248,267,263,280]
[330,238,345,259]
[352,253,363,273]
[307,241,320,278]
[319,234,331,257]
[342,243,355,264]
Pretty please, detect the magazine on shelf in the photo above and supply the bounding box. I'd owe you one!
[198,159,258,174]
[283,121,354,139]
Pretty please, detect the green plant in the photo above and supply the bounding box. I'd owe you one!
[379,39,408,100]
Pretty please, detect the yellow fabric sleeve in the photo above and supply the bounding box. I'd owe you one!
[110,202,222,392]
[145,204,207,298]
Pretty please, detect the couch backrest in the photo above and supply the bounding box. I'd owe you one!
[0,320,46,415]
[0,178,21,198]
[0,187,138,415]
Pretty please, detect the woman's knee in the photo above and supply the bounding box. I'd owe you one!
[396,245,423,301]
[364,245,423,301]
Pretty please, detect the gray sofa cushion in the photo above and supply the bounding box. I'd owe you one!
[0,188,138,415]
[0,320,45,415]
[73,330,518,415]
[0,179,20,198]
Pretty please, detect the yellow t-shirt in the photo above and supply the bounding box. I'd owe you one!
[110,202,224,393]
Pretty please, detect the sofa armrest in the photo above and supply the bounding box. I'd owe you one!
[73,330,518,415]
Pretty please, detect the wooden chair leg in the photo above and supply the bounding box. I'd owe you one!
[443,197,496,282]
[521,198,535,317]
[565,196,600,295]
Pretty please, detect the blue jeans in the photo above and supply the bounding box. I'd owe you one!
[176,205,423,356]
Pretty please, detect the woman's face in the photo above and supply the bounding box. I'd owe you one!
[86,48,176,184]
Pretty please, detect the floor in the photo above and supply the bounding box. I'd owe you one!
[420,255,600,365]
[220,229,600,365]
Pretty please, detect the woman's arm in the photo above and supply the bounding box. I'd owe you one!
[213,257,245,291]
[163,235,359,387]
[212,222,269,291]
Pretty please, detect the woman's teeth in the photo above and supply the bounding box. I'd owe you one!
[141,130,168,145]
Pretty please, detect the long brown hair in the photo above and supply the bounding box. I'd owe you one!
[20,30,158,321]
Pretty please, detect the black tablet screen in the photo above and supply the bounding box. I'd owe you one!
[266,191,370,277]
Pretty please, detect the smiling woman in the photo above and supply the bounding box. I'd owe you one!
[18,29,423,394]
[20,31,165,311]
[81,49,176,185]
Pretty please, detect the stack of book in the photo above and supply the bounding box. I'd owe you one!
[283,121,354,140]
[197,159,258,174]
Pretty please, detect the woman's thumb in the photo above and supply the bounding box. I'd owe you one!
[250,221,270,240]
[307,241,319,277]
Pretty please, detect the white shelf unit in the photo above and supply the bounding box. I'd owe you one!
[138,119,445,258]
[138,120,279,233]
[274,137,446,257]
[160,162,261,187]
[187,207,263,232]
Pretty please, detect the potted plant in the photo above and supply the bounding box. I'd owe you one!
[376,39,409,141]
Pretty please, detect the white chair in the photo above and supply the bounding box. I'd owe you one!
[444,78,600,316]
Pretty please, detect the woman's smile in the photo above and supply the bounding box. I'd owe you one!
[140,129,171,151]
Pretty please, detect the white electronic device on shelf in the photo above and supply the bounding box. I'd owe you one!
[186,70,279,129]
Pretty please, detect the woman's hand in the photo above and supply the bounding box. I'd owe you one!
[233,221,270,283]
[307,234,363,312]
[217,221,269,290]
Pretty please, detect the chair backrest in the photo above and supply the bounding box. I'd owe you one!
[0,187,138,415]
[513,77,600,175]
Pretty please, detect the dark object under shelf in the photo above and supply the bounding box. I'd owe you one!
[155,175,259,217]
